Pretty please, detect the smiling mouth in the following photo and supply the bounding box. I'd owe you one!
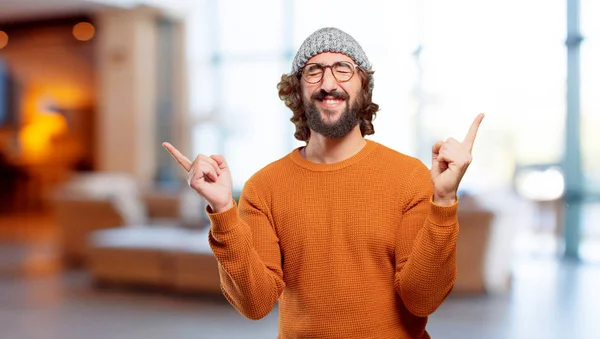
[317,96,345,109]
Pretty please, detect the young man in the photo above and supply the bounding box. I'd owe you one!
[164,27,484,338]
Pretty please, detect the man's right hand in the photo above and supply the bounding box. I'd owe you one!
[162,142,234,213]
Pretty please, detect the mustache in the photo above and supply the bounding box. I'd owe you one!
[311,89,349,101]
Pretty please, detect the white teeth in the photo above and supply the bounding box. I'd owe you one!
[324,99,340,105]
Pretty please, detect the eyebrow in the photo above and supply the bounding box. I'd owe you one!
[305,64,322,71]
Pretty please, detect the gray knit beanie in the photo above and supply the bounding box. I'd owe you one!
[291,27,374,89]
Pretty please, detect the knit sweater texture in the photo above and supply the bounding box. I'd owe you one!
[207,140,459,339]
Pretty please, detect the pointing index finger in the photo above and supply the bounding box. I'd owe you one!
[462,113,485,152]
[162,142,192,172]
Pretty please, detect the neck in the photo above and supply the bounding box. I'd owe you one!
[303,125,366,164]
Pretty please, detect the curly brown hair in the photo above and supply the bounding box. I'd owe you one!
[277,68,379,142]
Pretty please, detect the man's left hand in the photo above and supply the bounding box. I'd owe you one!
[430,113,485,206]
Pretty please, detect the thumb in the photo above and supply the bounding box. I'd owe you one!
[431,141,444,177]
[210,154,228,170]
[431,141,443,161]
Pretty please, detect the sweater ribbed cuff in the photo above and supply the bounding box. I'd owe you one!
[206,199,240,233]
[427,196,459,227]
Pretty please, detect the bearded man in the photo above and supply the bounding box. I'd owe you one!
[164,27,484,338]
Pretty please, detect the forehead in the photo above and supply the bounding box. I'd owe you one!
[306,52,354,65]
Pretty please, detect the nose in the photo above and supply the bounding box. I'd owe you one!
[319,67,338,92]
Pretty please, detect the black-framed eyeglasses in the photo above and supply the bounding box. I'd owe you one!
[300,61,359,84]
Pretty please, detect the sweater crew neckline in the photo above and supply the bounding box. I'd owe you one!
[289,139,379,172]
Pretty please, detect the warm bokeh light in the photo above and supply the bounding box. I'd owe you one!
[20,115,68,162]
[18,85,86,163]
[0,31,8,49]
[72,22,95,41]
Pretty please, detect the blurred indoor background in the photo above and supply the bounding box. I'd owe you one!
[0,0,598,338]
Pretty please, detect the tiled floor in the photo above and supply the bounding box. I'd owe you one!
[1,213,599,339]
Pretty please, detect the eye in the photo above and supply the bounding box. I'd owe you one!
[334,62,353,73]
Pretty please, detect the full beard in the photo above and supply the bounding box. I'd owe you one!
[304,90,361,139]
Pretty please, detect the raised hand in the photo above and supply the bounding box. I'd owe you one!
[162,142,234,213]
[430,113,484,206]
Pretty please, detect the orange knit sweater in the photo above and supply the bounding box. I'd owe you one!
[207,140,459,339]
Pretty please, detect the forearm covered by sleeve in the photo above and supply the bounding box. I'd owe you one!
[207,183,285,320]
[394,167,459,317]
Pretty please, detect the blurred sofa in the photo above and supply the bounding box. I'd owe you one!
[85,194,498,297]
[51,173,147,266]
[453,195,495,294]
[50,172,219,294]
[86,202,496,296]
[88,226,221,294]
[50,172,206,266]
[51,172,501,296]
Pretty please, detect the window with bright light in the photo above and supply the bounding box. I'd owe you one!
[184,0,569,198]
[581,0,600,196]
